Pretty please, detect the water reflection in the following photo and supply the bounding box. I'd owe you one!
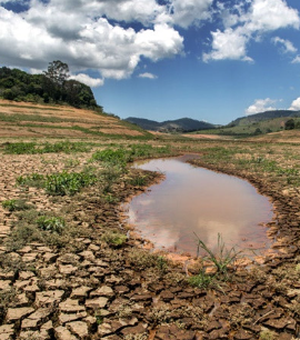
[125,156,274,256]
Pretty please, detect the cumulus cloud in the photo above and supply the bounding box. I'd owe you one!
[138,72,158,79]
[70,74,104,88]
[272,37,297,54]
[245,98,278,115]
[289,98,300,111]
[203,28,253,63]
[203,0,300,62]
[171,0,213,28]
[0,1,184,80]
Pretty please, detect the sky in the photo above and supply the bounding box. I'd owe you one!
[1,0,300,124]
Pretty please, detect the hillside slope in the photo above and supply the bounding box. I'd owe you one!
[0,100,151,139]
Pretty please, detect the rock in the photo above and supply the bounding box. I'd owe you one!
[0,280,11,291]
[263,318,289,329]
[22,253,38,262]
[21,308,52,329]
[19,330,50,340]
[59,264,78,275]
[70,286,92,299]
[120,322,148,336]
[78,250,95,261]
[0,324,14,340]
[85,297,109,309]
[59,312,88,324]
[6,307,34,323]
[90,286,114,298]
[58,253,80,264]
[160,290,174,301]
[233,329,254,340]
[18,271,35,280]
[59,299,86,313]
[35,290,64,307]
[67,321,89,338]
[98,322,114,337]
[55,326,78,340]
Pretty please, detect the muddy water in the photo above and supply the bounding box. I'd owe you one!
[125,156,274,256]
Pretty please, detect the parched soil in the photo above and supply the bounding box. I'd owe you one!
[1,142,300,340]
[0,100,147,138]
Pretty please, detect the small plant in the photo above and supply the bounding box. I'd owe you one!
[157,255,168,275]
[45,170,97,196]
[91,148,129,167]
[188,270,214,289]
[194,233,242,278]
[101,230,127,247]
[16,173,45,188]
[259,328,276,340]
[36,216,66,233]
[1,199,32,212]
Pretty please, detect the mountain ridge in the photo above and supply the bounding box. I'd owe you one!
[124,117,216,132]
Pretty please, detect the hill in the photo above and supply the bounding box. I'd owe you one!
[191,110,300,137]
[0,63,99,110]
[228,109,300,127]
[125,117,216,132]
[0,100,151,139]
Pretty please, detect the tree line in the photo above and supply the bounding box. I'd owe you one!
[0,61,102,111]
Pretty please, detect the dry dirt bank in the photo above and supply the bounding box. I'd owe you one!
[0,149,300,340]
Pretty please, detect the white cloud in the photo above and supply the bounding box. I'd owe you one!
[203,28,253,63]
[245,98,278,115]
[292,55,300,64]
[171,0,213,28]
[272,37,297,54]
[0,2,184,80]
[204,0,300,62]
[138,72,158,79]
[289,98,300,111]
[70,74,104,87]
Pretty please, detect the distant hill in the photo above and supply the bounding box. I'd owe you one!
[191,109,300,137]
[125,117,216,132]
[228,110,300,127]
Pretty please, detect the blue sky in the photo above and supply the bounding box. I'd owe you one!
[1,0,300,124]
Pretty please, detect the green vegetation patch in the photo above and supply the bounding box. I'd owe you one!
[3,141,91,154]
[45,170,97,196]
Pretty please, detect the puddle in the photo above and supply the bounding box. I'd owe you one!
[124,156,274,257]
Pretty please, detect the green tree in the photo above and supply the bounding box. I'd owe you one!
[44,60,69,86]
[285,119,295,130]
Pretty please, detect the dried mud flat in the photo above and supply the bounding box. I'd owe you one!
[1,147,300,340]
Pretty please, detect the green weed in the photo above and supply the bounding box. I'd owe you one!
[101,230,127,247]
[194,233,242,278]
[1,199,32,212]
[16,173,45,188]
[188,270,214,289]
[36,216,65,233]
[45,170,97,196]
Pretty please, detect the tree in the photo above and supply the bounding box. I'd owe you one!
[285,119,295,130]
[44,60,69,86]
